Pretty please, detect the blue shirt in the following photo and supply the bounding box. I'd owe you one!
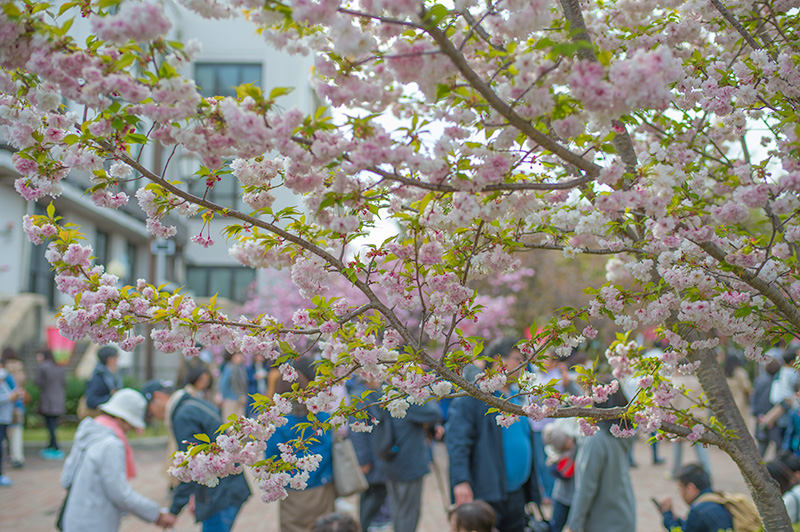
[265,412,333,490]
[500,391,532,492]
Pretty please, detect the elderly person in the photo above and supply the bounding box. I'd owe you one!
[59,389,175,531]
[564,382,636,532]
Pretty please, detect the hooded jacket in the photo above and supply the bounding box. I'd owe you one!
[59,417,160,532]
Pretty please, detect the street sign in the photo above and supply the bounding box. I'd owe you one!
[150,238,176,256]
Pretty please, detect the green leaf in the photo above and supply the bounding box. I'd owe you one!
[269,86,294,99]
[188,443,208,457]
[424,4,449,25]
[46,202,55,218]
[236,83,263,101]
[193,433,211,443]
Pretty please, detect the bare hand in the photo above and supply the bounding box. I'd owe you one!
[435,425,445,441]
[454,482,473,505]
[360,463,372,475]
[659,497,672,513]
[156,512,176,528]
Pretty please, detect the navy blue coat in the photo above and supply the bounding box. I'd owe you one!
[169,394,251,522]
[445,394,539,504]
[84,364,121,409]
[347,379,387,486]
[379,402,442,483]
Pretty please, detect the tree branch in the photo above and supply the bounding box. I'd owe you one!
[421,20,602,178]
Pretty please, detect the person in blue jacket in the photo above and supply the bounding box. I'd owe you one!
[143,379,251,532]
[265,357,335,532]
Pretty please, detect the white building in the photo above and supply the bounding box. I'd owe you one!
[0,3,315,382]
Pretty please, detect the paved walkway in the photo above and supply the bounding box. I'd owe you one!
[0,437,751,531]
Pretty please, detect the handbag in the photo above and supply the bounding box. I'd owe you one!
[332,437,368,498]
[55,487,70,531]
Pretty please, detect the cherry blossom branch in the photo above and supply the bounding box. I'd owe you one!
[708,0,775,60]
[695,240,800,330]
[421,19,602,178]
[519,242,647,256]
[367,165,593,191]
[197,302,377,335]
[558,0,640,177]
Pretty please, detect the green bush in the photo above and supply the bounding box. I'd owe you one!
[65,376,85,416]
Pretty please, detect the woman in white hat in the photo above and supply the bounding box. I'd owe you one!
[59,388,175,531]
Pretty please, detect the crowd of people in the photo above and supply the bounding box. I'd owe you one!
[2,336,800,532]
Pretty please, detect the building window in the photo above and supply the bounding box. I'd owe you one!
[188,175,244,210]
[186,266,256,302]
[95,230,109,266]
[195,63,262,99]
[29,204,56,307]
[124,242,138,286]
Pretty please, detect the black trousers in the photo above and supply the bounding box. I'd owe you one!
[43,414,59,449]
[489,488,527,532]
[360,484,388,532]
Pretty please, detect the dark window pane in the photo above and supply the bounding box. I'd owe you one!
[125,242,137,286]
[209,268,233,299]
[95,230,109,266]
[195,63,262,99]
[188,173,242,210]
[187,266,254,302]
[186,267,208,296]
[233,269,256,301]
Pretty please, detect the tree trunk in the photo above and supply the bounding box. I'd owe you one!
[691,342,793,531]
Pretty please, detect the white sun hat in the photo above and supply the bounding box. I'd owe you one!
[99,388,147,429]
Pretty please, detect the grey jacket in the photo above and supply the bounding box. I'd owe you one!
[60,417,161,532]
[35,360,66,416]
[566,427,635,532]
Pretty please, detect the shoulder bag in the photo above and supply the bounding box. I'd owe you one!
[332,437,368,498]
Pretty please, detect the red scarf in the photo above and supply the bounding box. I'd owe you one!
[95,415,137,479]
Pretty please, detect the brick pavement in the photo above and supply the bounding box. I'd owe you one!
[0,437,752,532]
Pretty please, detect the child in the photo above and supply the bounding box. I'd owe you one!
[449,500,497,532]
[543,420,578,532]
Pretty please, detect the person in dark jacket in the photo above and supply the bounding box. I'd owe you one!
[85,346,122,409]
[377,393,442,532]
[347,377,390,532]
[445,338,538,532]
[143,379,251,532]
[35,348,66,460]
[659,463,733,532]
[752,357,782,456]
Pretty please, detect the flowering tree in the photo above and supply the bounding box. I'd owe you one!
[4,0,800,528]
